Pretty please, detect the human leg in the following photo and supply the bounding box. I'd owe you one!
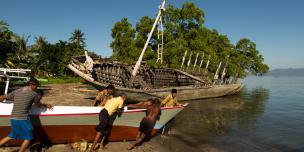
[90,132,102,152]
[0,136,12,146]
[99,135,106,149]
[127,131,146,150]
[19,140,30,152]
[90,109,109,151]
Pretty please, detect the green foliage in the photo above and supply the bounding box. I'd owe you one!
[109,2,269,78]
[69,29,86,48]
[40,77,84,84]
[0,20,18,68]
[110,18,138,64]
[0,22,87,78]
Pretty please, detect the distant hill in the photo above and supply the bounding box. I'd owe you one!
[266,68,304,77]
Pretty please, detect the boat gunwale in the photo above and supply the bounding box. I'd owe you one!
[0,103,188,118]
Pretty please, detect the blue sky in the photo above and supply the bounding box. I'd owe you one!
[1,0,303,69]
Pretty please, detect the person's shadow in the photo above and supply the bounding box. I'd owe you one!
[29,106,52,150]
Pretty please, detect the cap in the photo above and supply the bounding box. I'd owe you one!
[28,77,40,85]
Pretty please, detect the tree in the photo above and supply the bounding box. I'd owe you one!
[14,35,31,68]
[0,20,18,68]
[235,38,269,76]
[109,2,269,79]
[110,18,138,63]
[69,29,86,48]
[29,36,48,75]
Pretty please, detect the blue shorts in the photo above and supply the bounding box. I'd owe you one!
[8,119,33,140]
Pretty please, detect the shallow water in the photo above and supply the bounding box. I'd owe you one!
[170,76,304,152]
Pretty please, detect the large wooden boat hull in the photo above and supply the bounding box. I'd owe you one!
[0,103,187,146]
[105,83,243,102]
[68,64,243,102]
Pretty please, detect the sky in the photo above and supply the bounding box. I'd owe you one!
[1,0,303,69]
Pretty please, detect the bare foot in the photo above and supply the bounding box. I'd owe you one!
[93,143,100,151]
[161,134,169,139]
[99,144,106,150]
[127,145,134,150]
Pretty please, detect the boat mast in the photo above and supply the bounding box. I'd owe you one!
[205,55,211,69]
[186,51,193,71]
[198,53,205,72]
[156,16,164,64]
[180,50,187,69]
[220,60,228,84]
[221,55,229,82]
[213,61,222,85]
[132,0,166,76]
[192,53,199,71]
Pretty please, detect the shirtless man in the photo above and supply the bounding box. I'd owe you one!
[127,98,161,150]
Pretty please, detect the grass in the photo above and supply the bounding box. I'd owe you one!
[0,77,85,94]
[0,77,85,88]
[40,77,84,84]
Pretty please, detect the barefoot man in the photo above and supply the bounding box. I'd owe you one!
[90,94,127,151]
[92,84,114,107]
[0,77,53,152]
[127,98,161,150]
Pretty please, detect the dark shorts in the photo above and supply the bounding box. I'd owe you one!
[95,109,110,134]
[139,118,154,134]
[8,119,33,140]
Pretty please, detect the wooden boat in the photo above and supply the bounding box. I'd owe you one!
[67,56,243,102]
[67,0,243,101]
[0,102,188,145]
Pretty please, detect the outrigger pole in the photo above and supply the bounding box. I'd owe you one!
[0,68,31,102]
[132,0,166,76]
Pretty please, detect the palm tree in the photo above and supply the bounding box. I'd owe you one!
[29,36,48,75]
[69,29,86,48]
[14,35,30,61]
[34,36,47,50]
[0,20,17,68]
[0,20,9,32]
[0,20,11,40]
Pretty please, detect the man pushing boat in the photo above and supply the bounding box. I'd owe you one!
[0,77,53,152]
[90,94,127,151]
[126,98,161,150]
[92,84,114,107]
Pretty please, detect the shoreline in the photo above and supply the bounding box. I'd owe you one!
[0,128,221,152]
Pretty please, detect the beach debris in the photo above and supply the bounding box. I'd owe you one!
[71,139,90,152]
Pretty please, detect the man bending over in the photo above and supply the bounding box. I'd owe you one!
[90,94,127,151]
[127,98,161,150]
[0,77,53,152]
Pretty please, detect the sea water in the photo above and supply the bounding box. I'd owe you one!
[169,76,304,152]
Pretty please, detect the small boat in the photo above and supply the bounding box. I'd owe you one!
[0,102,188,145]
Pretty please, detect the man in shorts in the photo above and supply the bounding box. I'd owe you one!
[0,77,53,152]
[127,98,161,150]
[90,94,127,151]
[92,84,114,107]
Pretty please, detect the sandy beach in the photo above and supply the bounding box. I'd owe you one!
[0,130,220,152]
